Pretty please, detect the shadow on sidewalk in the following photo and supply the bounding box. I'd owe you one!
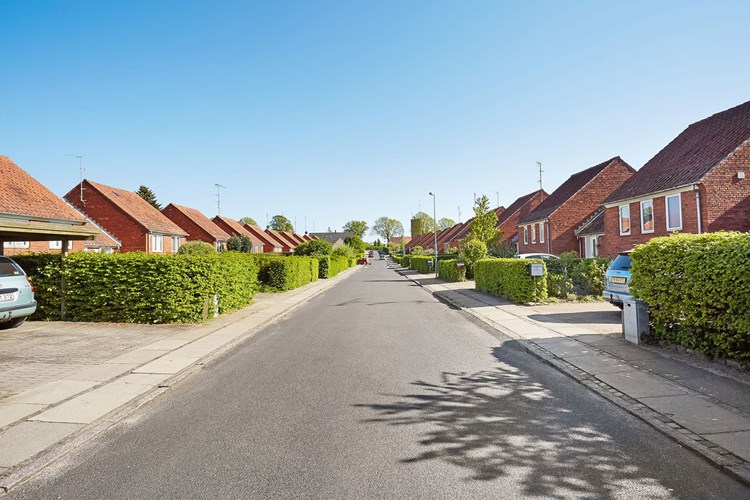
[355,341,677,499]
[528,310,622,325]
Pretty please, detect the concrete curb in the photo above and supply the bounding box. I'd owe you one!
[0,266,361,493]
[396,265,750,486]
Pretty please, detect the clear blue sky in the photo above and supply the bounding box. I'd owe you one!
[2,0,749,237]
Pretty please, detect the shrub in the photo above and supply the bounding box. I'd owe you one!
[438,259,466,282]
[294,239,333,256]
[408,255,434,273]
[11,253,62,320]
[178,241,217,255]
[461,239,487,274]
[545,253,610,298]
[227,234,252,252]
[252,255,318,291]
[474,258,547,303]
[15,252,259,323]
[630,232,750,360]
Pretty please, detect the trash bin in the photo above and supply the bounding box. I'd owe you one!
[622,298,649,344]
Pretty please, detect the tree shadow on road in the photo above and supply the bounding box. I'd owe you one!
[355,343,675,500]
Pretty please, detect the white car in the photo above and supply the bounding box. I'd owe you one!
[514,253,558,260]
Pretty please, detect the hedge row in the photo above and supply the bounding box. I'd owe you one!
[437,259,466,282]
[546,256,610,298]
[474,258,547,303]
[630,232,750,360]
[13,252,260,323]
[252,255,318,291]
[316,255,352,278]
[408,255,434,273]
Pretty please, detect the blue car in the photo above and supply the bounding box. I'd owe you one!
[0,256,37,329]
[603,251,632,308]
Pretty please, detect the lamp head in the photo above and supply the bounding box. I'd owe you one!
[429,192,434,196]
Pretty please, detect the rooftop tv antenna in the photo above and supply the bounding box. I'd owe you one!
[496,191,500,208]
[215,183,226,215]
[537,161,543,190]
[458,206,461,222]
[65,155,85,204]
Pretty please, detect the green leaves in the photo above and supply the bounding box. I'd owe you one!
[474,258,548,303]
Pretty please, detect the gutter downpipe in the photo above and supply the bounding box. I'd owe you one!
[693,185,703,234]
[546,218,551,255]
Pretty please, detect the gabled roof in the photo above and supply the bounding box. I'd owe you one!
[163,203,229,241]
[285,231,306,245]
[244,224,283,249]
[309,231,353,244]
[0,156,89,223]
[437,223,465,246]
[212,216,264,245]
[497,190,548,227]
[64,202,121,248]
[575,209,605,237]
[520,157,631,224]
[82,180,186,235]
[452,217,474,240]
[266,228,294,249]
[605,101,750,203]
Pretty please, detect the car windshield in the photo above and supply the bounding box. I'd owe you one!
[0,258,22,277]
[609,254,632,271]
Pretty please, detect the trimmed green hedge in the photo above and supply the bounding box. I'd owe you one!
[14,252,259,323]
[437,259,466,282]
[252,255,318,291]
[630,232,750,360]
[328,256,350,277]
[474,258,547,303]
[409,255,434,273]
[546,256,610,298]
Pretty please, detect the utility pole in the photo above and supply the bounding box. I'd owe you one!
[215,184,226,215]
[537,161,544,191]
[429,192,438,278]
[65,155,84,204]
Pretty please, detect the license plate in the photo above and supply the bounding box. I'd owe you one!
[611,277,627,284]
[0,292,14,302]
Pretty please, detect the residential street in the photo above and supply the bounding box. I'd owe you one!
[6,258,749,499]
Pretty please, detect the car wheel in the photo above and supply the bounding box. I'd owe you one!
[0,317,26,330]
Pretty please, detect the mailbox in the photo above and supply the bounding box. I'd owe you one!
[527,262,544,277]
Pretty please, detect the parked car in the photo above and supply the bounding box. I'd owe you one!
[0,256,37,329]
[603,251,632,308]
[515,253,559,260]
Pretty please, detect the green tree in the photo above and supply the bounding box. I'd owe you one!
[227,234,252,252]
[469,195,499,248]
[294,239,333,256]
[270,215,293,232]
[136,185,161,210]
[411,211,434,236]
[240,217,257,226]
[438,217,456,230]
[343,220,368,238]
[344,235,365,252]
[461,239,487,271]
[177,241,216,255]
[372,217,404,243]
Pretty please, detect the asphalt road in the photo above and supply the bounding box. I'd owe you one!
[7,255,749,499]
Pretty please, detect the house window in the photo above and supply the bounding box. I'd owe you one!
[539,222,544,243]
[666,194,682,231]
[171,236,180,253]
[641,200,654,233]
[531,224,536,243]
[151,234,164,252]
[619,205,631,235]
[3,241,29,249]
[523,226,528,244]
[50,241,62,249]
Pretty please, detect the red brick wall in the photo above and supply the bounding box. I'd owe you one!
[162,206,217,247]
[65,182,148,253]
[498,191,548,247]
[701,140,750,232]
[519,158,634,256]
[602,190,700,257]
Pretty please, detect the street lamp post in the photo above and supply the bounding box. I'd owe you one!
[429,192,437,278]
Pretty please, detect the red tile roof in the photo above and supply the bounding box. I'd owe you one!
[212,216,264,245]
[243,224,284,249]
[0,156,88,222]
[265,228,294,250]
[164,204,229,241]
[84,180,186,235]
[497,190,547,227]
[520,157,632,224]
[606,101,750,203]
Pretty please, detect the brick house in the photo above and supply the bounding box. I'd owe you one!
[0,156,100,255]
[602,101,750,258]
[518,157,635,256]
[162,204,230,251]
[211,216,265,253]
[64,180,186,254]
[265,228,294,253]
[243,224,284,253]
[574,209,605,258]
[496,190,548,250]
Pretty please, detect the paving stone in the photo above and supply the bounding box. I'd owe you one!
[701,431,750,462]
[104,349,169,365]
[62,363,139,383]
[598,344,665,361]
[132,355,201,375]
[0,402,46,428]
[561,353,632,375]
[533,338,596,357]
[595,370,688,398]
[0,421,83,467]
[5,380,97,405]
[640,394,750,434]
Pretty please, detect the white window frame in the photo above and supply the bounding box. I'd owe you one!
[539,222,544,243]
[50,240,62,249]
[619,205,631,236]
[523,226,528,244]
[641,200,654,234]
[3,241,29,249]
[171,236,180,253]
[151,234,164,253]
[531,223,536,243]
[666,194,682,231]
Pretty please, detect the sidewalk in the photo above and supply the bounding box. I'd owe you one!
[0,266,360,491]
[396,265,750,484]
